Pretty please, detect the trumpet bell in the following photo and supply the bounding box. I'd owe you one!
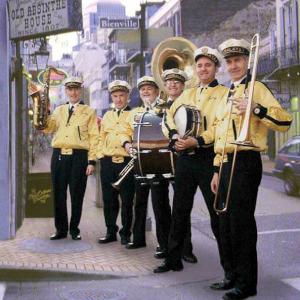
[151,37,198,93]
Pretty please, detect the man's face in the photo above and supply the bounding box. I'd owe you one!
[225,55,248,82]
[111,90,129,110]
[139,85,159,105]
[65,86,82,104]
[195,56,217,85]
[164,79,184,99]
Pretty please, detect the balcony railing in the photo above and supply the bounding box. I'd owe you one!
[257,43,299,76]
[101,80,108,89]
[109,56,128,70]
[277,43,299,69]
[126,49,140,62]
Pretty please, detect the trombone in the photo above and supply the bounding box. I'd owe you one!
[111,157,135,190]
[213,33,260,214]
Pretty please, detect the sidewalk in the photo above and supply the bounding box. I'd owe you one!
[0,151,159,277]
[262,154,275,176]
[0,151,276,278]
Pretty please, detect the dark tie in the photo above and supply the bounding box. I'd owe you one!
[117,110,121,116]
[67,105,74,124]
[228,84,235,102]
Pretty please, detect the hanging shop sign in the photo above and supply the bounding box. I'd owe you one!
[37,68,68,87]
[8,0,83,40]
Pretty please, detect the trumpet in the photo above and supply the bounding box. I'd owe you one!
[111,157,134,190]
[213,33,260,214]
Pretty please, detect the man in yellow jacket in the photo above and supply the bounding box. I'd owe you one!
[97,80,135,245]
[124,76,171,260]
[44,76,99,241]
[154,47,228,273]
[204,38,293,300]
[160,68,197,263]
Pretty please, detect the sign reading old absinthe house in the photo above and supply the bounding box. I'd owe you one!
[8,0,83,40]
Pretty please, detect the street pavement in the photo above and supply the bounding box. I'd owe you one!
[1,152,300,299]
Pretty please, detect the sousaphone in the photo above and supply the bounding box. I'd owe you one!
[151,37,198,94]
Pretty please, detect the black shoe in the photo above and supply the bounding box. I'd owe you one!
[49,233,67,240]
[120,236,130,245]
[72,234,82,240]
[153,262,183,273]
[210,278,235,291]
[223,288,257,300]
[182,253,198,264]
[98,234,117,244]
[126,242,146,249]
[154,250,166,259]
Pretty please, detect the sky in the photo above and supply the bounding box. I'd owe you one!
[49,0,142,60]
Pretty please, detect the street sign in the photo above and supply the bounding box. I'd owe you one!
[7,0,83,41]
[99,18,139,29]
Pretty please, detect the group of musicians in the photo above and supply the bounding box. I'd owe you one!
[44,37,292,300]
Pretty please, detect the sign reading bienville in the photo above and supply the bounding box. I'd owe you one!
[99,18,139,29]
[7,0,83,40]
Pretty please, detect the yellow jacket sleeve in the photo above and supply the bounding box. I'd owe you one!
[97,113,107,159]
[87,110,99,162]
[253,82,292,132]
[43,107,60,134]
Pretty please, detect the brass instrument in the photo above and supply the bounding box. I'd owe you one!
[213,33,260,214]
[111,157,134,190]
[23,66,64,130]
[151,37,198,95]
[112,37,199,188]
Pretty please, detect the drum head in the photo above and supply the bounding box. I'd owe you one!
[174,106,187,137]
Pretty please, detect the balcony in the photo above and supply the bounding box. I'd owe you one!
[277,43,300,69]
[109,56,130,72]
[126,49,140,62]
[257,43,300,77]
[101,80,108,89]
[257,52,279,76]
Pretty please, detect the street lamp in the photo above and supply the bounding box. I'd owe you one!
[34,37,50,71]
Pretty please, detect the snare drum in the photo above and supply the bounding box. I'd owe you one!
[133,111,175,180]
[174,105,201,138]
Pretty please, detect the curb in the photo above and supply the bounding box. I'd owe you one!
[0,265,144,279]
[263,170,274,177]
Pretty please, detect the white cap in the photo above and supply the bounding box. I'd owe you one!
[64,76,83,87]
[137,76,159,89]
[162,68,188,82]
[194,46,222,66]
[108,80,131,93]
[219,38,250,58]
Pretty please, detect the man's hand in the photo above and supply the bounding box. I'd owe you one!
[211,172,219,194]
[232,97,255,115]
[125,142,134,155]
[86,165,95,176]
[175,137,198,151]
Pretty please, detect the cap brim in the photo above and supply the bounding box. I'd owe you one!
[65,83,82,87]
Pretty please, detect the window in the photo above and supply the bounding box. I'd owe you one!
[283,139,300,155]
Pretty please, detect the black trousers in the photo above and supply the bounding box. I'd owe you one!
[167,147,222,267]
[132,179,171,249]
[218,151,262,292]
[100,156,135,238]
[51,148,88,236]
